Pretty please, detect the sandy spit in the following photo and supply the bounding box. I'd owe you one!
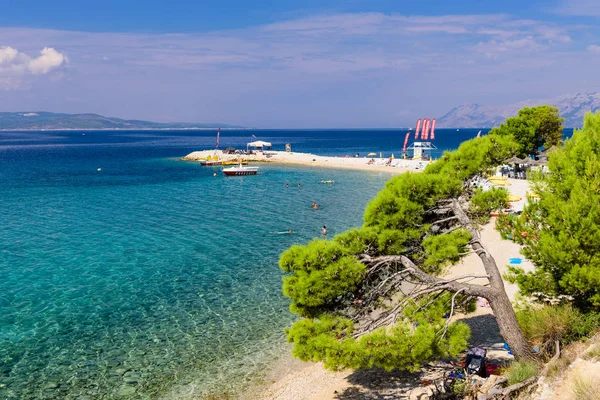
[182,150,433,175]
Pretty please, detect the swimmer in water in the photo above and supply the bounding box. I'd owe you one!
[285,183,289,188]
[322,226,327,235]
[298,183,301,188]
[311,202,319,209]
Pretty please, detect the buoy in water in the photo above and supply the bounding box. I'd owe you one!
[97,168,102,172]
[213,173,217,177]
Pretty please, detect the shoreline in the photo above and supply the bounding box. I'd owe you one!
[242,178,532,400]
[182,150,432,175]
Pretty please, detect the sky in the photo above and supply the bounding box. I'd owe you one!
[1,0,600,128]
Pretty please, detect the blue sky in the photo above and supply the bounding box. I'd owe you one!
[1,0,600,127]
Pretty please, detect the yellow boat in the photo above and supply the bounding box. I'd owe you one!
[222,160,248,166]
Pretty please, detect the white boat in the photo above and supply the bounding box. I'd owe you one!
[223,164,259,176]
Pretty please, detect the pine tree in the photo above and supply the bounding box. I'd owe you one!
[489,105,564,158]
[280,131,538,372]
[506,112,600,309]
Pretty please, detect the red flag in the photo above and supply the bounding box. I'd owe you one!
[414,119,422,140]
[430,118,436,140]
[422,119,430,140]
[216,128,220,148]
[403,132,410,152]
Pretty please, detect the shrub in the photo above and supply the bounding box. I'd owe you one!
[505,360,539,386]
[516,304,600,359]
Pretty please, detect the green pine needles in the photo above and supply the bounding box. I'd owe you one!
[506,112,600,309]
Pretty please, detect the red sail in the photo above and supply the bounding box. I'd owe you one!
[422,119,430,140]
[414,118,422,140]
[430,118,436,140]
[403,132,410,152]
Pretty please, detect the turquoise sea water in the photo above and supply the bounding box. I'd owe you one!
[0,131,401,399]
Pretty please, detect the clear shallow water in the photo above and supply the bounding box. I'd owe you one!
[0,130,411,399]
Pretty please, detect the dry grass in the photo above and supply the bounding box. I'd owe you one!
[544,357,571,378]
[569,373,600,400]
[582,344,600,361]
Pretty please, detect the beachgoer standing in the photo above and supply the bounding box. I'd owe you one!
[322,226,327,235]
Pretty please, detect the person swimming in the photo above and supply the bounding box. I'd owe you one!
[322,225,327,235]
[273,230,293,234]
[311,202,319,209]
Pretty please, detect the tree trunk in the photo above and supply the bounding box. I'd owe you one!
[450,199,538,360]
[488,288,537,360]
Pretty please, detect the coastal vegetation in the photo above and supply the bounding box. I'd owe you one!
[503,112,600,310]
[279,107,600,386]
[279,120,537,370]
[487,105,564,158]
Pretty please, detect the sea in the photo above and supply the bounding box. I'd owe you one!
[0,128,494,399]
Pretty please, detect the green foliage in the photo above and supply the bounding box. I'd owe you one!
[506,112,600,308]
[489,105,564,157]
[505,360,539,386]
[362,172,462,254]
[425,134,518,180]
[422,229,471,274]
[333,228,379,255]
[469,187,508,225]
[280,239,366,317]
[516,304,600,359]
[286,295,470,372]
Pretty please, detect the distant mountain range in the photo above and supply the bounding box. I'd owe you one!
[437,92,600,128]
[0,112,243,130]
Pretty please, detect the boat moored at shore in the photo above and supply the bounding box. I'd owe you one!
[223,165,259,176]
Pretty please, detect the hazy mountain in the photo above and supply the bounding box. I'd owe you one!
[0,112,243,130]
[437,92,600,128]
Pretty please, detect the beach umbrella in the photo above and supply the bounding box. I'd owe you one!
[508,194,522,202]
[367,152,377,156]
[504,156,526,164]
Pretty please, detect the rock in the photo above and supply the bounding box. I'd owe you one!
[408,386,433,399]
[43,382,59,389]
[478,375,504,395]
[116,385,136,397]
[123,371,141,384]
[114,368,129,376]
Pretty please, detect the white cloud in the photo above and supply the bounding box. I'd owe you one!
[0,46,67,89]
[553,0,600,16]
[588,44,600,53]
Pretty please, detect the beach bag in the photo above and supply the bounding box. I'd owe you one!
[465,347,487,378]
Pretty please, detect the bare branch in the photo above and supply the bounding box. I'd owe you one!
[439,288,465,338]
